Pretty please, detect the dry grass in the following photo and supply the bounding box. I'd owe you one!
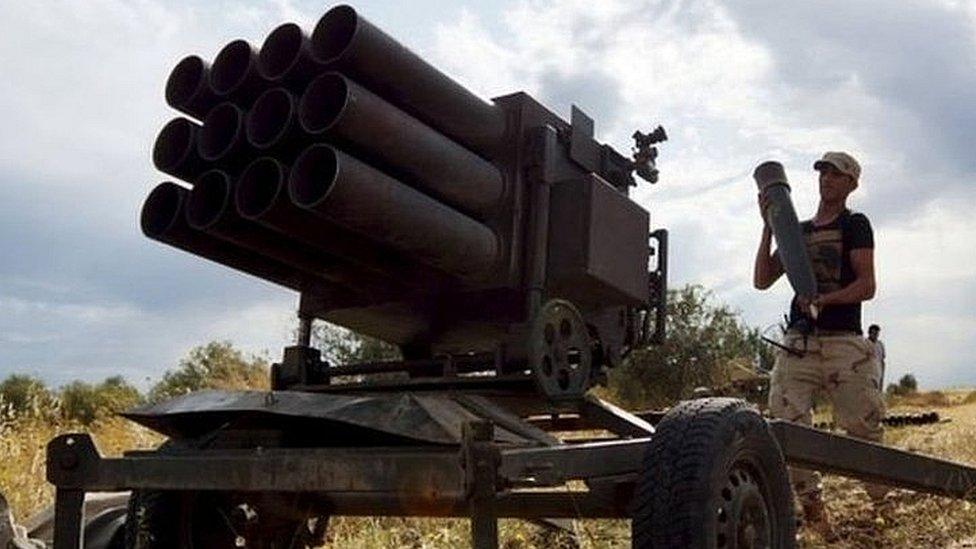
[4,393,976,547]
[0,416,161,523]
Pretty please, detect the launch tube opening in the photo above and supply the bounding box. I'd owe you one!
[165,56,206,110]
[141,183,184,237]
[237,158,285,219]
[289,145,339,208]
[211,40,254,95]
[310,5,358,64]
[259,23,303,81]
[247,88,294,149]
[152,119,196,172]
[199,103,243,161]
[186,171,231,229]
[299,74,347,133]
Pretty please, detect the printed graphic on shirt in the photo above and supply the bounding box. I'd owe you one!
[805,228,843,293]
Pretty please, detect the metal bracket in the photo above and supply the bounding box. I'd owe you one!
[463,421,499,549]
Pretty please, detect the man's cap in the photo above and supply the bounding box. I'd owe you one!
[813,151,861,181]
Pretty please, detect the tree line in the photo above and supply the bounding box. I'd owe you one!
[3,284,905,421]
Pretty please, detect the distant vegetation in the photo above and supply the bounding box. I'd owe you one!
[607,285,773,409]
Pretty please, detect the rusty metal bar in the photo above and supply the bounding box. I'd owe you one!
[578,395,655,437]
[310,5,507,157]
[299,72,505,218]
[51,489,84,549]
[464,422,499,549]
[770,420,976,498]
[47,434,465,496]
[499,438,649,486]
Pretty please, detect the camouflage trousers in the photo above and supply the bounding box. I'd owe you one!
[768,332,886,504]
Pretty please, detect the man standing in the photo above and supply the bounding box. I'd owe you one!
[867,324,886,385]
[753,152,884,536]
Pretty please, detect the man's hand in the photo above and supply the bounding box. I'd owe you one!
[796,294,824,319]
[757,192,771,228]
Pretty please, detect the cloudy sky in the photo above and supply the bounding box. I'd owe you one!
[0,0,973,390]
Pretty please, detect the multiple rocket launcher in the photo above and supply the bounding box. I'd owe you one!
[143,5,651,354]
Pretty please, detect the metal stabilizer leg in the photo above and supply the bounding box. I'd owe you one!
[53,489,85,549]
[464,421,499,549]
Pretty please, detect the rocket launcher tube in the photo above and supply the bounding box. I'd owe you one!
[258,23,325,90]
[310,5,506,158]
[141,182,315,291]
[753,161,819,318]
[187,169,394,300]
[165,56,220,121]
[235,157,453,292]
[299,73,504,219]
[289,144,500,283]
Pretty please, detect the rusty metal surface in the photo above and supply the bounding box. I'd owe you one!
[770,420,976,498]
[499,438,649,487]
[123,390,538,445]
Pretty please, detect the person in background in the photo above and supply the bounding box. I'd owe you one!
[867,324,886,386]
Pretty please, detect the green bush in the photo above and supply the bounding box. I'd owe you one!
[606,285,770,409]
[0,375,57,421]
[60,376,142,425]
[148,341,270,403]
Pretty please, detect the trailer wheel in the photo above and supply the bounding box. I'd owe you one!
[124,441,328,548]
[124,490,326,549]
[632,398,795,549]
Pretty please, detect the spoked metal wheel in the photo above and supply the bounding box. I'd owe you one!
[528,299,593,400]
[717,464,772,549]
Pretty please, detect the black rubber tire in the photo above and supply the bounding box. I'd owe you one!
[123,440,327,549]
[632,398,795,549]
[125,489,326,549]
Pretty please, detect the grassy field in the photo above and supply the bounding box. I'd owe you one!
[3,393,976,547]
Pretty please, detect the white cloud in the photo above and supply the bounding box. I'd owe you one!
[0,0,973,391]
[431,0,976,387]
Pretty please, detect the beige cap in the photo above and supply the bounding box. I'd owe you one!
[813,151,860,180]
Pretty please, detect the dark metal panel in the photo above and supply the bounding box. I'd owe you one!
[770,420,976,498]
[123,390,529,445]
[548,174,650,306]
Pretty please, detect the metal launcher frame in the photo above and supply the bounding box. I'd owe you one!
[45,4,976,549]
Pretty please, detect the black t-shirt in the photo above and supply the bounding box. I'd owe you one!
[788,210,874,334]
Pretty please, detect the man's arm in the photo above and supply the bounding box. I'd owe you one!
[753,225,784,289]
[815,248,876,306]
